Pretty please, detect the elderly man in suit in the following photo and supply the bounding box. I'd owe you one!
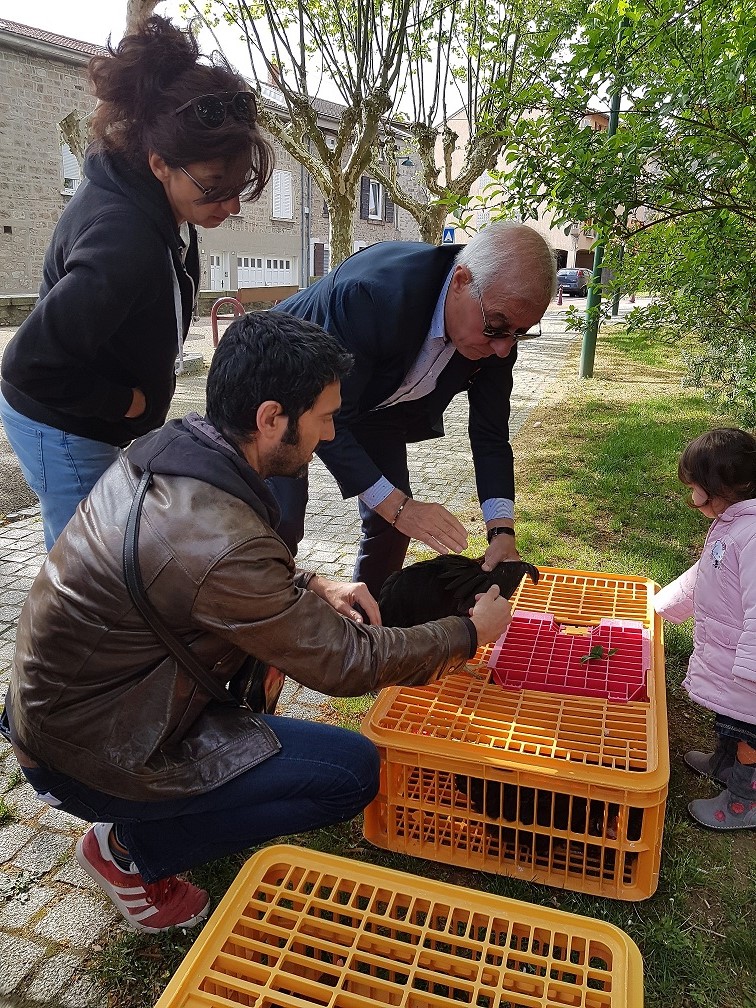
[270,221,556,599]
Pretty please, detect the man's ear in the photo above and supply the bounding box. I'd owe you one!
[450,263,473,293]
[148,152,171,184]
[255,400,287,441]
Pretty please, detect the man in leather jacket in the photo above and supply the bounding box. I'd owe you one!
[2,310,511,934]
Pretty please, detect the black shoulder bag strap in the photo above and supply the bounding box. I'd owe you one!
[123,469,240,708]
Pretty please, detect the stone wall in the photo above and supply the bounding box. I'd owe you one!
[0,42,92,295]
[0,294,37,325]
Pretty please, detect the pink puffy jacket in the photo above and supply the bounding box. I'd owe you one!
[653,499,756,722]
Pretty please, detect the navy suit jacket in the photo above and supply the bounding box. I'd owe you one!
[273,241,516,503]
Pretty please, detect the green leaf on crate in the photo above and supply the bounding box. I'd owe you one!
[579,645,618,663]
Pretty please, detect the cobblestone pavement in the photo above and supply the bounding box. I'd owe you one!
[0,298,634,1005]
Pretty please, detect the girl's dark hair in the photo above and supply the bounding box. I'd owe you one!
[206,311,353,448]
[88,16,273,201]
[679,427,756,505]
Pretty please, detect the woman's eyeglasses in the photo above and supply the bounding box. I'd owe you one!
[475,284,542,341]
[179,166,250,204]
[174,91,258,129]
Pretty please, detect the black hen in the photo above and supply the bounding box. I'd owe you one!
[378,554,539,628]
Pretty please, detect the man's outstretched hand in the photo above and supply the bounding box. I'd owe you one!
[306,575,382,626]
[375,490,468,556]
[469,585,512,645]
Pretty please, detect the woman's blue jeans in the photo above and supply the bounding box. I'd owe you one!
[20,716,381,883]
[0,391,120,550]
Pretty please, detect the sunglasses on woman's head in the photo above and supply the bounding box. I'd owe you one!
[174,91,258,129]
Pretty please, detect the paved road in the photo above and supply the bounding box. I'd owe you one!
[0,298,625,1007]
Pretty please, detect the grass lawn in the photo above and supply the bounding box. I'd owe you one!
[94,324,756,1008]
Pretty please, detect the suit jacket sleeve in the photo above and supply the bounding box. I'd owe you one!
[468,351,516,504]
[310,280,390,497]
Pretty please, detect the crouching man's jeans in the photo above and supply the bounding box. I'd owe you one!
[20,716,380,883]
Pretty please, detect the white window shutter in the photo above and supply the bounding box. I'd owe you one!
[271,170,293,219]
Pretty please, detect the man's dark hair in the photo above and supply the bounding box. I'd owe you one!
[206,311,353,446]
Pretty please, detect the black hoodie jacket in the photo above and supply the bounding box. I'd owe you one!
[1,145,199,447]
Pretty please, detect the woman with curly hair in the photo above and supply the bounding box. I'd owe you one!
[0,16,273,548]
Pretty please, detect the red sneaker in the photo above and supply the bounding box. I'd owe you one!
[75,822,210,932]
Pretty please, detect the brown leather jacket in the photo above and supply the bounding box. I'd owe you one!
[8,417,473,801]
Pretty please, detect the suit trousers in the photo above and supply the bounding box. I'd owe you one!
[269,407,419,599]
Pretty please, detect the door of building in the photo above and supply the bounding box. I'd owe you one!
[264,257,294,285]
[209,254,226,291]
[237,255,265,287]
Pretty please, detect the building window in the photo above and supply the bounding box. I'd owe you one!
[359,176,394,225]
[368,181,383,221]
[60,144,81,195]
[271,169,294,220]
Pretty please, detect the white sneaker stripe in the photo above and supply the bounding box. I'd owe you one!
[131,906,159,921]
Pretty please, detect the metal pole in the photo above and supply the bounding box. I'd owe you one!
[611,245,624,317]
[579,36,625,378]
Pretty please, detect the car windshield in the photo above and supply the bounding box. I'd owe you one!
[558,270,578,278]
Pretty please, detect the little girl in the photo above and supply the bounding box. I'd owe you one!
[654,427,756,830]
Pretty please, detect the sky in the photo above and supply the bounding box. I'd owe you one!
[0,1,178,46]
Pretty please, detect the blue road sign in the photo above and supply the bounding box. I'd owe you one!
[442,226,455,244]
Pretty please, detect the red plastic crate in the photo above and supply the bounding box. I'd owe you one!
[488,611,650,702]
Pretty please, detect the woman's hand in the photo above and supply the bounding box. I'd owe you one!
[307,575,382,625]
[125,387,146,419]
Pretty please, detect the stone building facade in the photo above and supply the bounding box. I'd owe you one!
[0,17,423,304]
[0,19,100,294]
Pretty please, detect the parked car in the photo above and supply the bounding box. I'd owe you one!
[557,267,591,296]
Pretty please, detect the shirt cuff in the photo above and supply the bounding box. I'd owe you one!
[482,498,515,522]
[359,477,395,509]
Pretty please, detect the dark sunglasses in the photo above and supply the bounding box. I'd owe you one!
[179,166,251,204]
[174,91,258,129]
[475,284,542,341]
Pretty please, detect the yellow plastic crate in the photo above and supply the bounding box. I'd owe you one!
[155,844,644,1008]
[509,567,654,629]
[362,568,668,901]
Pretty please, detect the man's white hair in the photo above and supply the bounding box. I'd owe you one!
[455,221,557,307]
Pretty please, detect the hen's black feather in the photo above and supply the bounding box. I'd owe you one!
[378,555,539,628]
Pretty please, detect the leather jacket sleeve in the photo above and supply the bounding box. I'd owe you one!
[191,531,473,695]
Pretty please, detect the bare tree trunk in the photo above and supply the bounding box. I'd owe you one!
[126,0,159,33]
[328,191,358,266]
[59,111,87,168]
[417,205,449,245]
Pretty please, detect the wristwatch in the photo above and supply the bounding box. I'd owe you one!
[487,526,516,543]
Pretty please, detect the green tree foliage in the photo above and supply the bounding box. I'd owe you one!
[186,0,410,265]
[186,0,577,257]
[484,0,756,420]
[370,0,577,244]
